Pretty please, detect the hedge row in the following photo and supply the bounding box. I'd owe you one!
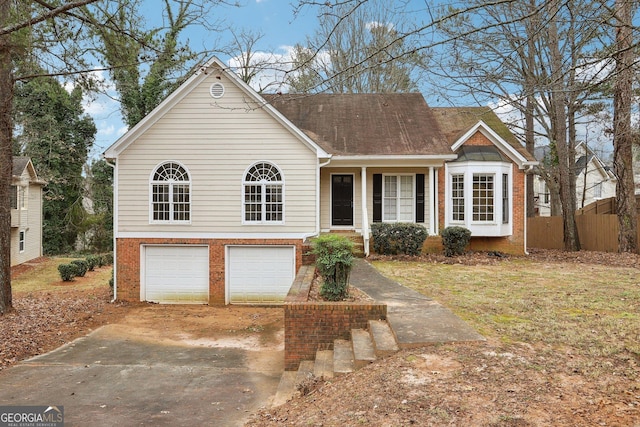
[58,252,114,282]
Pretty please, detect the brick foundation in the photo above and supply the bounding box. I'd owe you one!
[115,237,305,304]
[283,266,387,371]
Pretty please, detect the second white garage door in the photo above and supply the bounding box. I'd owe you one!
[227,246,295,304]
[143,245,209,304]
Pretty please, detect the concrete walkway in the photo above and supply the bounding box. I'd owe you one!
[349,259,485,347]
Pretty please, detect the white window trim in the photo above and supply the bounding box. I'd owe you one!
[445,162,512,237]
[242,161,285,225]
[382,174,415,223]
[19,230,25,253]
[20,186,27,210]
[148,161,192,225]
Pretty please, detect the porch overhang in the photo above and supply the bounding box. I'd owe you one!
[322,154,456,168]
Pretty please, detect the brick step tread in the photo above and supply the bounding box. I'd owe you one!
[369,320,400,357]
[351,329,376,369]
[333,339,355,376]
[313,349,334,379]
[273,371,297,407]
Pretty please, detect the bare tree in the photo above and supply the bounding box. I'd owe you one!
[612,0,638,253]
[288,0,428,93]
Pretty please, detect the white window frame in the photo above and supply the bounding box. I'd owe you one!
[242,161,285,225]
[19,230,25,253]
[149,161,192,224]
[446,162,512,237]
[382,174,415,223]
[10,186,17,209]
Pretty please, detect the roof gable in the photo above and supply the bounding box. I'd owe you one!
[12,156,43,183]
[264,93,453,157]
[432,107,537,168]
[103,57,329,160]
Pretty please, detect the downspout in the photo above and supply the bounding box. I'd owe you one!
[105,158,117,302]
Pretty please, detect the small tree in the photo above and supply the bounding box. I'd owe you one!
[312,234,354,301]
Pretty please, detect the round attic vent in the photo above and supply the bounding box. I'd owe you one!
[209,82,225,99]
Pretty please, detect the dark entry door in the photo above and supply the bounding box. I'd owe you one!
[332,175,354,226]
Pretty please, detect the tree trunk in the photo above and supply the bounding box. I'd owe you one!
[547,1,580,251]
[0,0,13,314]
[613,0,638,253]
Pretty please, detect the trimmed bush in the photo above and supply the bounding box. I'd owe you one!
[370,223,428,256]
[58,264,78,281]
[441,226,472,257]
[71,259,88,277]
[101,252,114,266]
[86,255,100,271]
[312,234,354,301]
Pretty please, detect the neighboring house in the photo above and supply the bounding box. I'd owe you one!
[11,157,45,267]
[534,142,616,216]
[103,57,537,305]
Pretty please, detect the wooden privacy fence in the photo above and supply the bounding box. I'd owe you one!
[528,214,640,252]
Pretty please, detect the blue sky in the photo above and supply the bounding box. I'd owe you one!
[85,0,616,160]
[88,0,322,156]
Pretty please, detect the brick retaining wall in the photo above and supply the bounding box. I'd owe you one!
[283,266,387,371]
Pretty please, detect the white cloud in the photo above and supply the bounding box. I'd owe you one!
[366,21,394,32]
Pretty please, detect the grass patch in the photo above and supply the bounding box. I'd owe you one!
[12,257,113,294]
[372,258,640,374]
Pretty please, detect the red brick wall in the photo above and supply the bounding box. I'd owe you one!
[115,237,305,304]
[284,302,387,371]
[435,130,527,255]
[283,265,387,370]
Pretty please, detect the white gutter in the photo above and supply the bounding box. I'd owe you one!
[104,158,117,302]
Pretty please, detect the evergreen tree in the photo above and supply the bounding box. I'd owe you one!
[13,76,96,254]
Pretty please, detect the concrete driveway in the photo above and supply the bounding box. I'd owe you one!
[0,306,284,426]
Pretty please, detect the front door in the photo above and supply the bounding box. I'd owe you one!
[332,174,354,226]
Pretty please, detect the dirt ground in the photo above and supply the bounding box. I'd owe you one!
[4,252,640,426]
[2,261,283,371]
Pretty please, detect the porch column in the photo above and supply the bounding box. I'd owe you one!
[429,166,436,236]
[361,166,369,256]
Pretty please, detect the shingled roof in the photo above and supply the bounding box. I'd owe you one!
[264,93,453,157]
[431,107,536,162]
[12,156,30,177]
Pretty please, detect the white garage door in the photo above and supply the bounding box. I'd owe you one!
[227,246,295,304]
[143,245,209,304]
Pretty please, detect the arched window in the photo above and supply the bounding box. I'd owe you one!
[150,162,191,223]
[243,162,284,223]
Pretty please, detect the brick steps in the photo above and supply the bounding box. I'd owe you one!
[273,319,398,406]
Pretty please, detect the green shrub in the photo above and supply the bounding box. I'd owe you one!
[71,259,88,277]
[441,226,472,257]
[58,264,78,281]
[86,255,100,271]
[370,223,428,256]
[312,234,354,301]
[101,252,114,266]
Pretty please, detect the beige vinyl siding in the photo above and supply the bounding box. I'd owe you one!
[320,167,431,231]
[11,180,43,266]
[116,72,317,234]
